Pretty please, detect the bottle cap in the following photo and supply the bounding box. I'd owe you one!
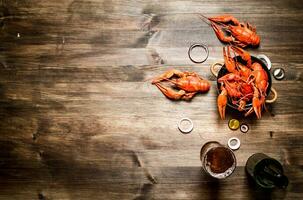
[228,137,241,150]
[240,123,249,133]
[228,119,240,130]
[273,68,285,80]
[178,118,194,134]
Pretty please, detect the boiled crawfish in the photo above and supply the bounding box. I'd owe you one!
[152,69,210,100]
[200,14,260,48]
[217,45,268,119]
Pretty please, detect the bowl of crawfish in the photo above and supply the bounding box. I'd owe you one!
[211,55,276,111]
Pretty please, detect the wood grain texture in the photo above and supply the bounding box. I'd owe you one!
[0,0,302,199]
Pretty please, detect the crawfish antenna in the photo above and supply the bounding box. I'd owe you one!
[231,47,240,69]
[214,21,229,29]
[198,14,212,26]
[198,14,229,27]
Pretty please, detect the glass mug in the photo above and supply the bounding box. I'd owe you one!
[246,153,288,189]
[200,141,237,179]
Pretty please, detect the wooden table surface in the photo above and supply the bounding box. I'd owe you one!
[0,0,302,199]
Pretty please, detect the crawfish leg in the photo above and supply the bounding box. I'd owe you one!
[231,46,251,67]
[211,23,234,43]
[154,83,186,100]
[233,40,247,48]
[152,69,185,84]
[238,100,247,111]
[208,15,240,25]
[245,107,254,117]
[181,92,197,100]
[218,73,243,83]
[223,46,236,72]
[246,22,256,32]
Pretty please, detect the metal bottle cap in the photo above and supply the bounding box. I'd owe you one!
[240,123,249,133]
[228,119,240,130]
[178,118,194,134]
[228,137,241,150]
[273,68,285,80]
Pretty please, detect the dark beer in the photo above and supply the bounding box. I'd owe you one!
[200,142,236,179]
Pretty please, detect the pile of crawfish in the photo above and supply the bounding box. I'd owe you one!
[217,45,268,120]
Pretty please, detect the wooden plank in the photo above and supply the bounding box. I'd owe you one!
[0,166,302,199]
[1,45,303,68]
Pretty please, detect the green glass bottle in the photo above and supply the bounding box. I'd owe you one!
[245,153,288,189]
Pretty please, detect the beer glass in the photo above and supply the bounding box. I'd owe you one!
[200,141,236,179]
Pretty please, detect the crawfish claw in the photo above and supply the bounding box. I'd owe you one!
[252,87,265,119]
[253,97,265,119]
[217,87,228,119]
